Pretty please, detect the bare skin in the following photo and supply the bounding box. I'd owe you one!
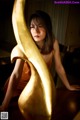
[0,17,80,111]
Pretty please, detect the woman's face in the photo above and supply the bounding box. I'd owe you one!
[30,18,46,42]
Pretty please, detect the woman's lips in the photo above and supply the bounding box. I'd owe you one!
[34,35,40,38]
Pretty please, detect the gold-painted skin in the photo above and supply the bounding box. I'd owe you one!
[11,0,56,119]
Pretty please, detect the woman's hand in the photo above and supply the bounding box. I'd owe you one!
[68,85,80,91]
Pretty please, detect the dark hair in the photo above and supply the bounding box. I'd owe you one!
[29,10,55,54]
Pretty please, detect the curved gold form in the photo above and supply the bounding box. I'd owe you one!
[11,0,56,119]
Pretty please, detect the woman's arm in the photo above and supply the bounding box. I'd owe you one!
[53,40,80,91]
[0,59,24,111]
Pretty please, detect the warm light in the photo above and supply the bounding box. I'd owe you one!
[68,100,77,113]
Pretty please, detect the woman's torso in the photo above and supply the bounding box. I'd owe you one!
[42,50,54,69]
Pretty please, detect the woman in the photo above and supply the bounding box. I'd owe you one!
[0,10,80,111]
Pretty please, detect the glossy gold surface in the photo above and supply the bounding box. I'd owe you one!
[11,0,56,119]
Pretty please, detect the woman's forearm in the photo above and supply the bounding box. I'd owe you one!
[56,65,80,91]
[56,66,71,90]
[2,75,19,110]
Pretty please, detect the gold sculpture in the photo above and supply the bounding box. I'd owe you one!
[11,0,56,119]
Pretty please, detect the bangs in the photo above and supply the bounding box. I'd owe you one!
[29,15,46,28]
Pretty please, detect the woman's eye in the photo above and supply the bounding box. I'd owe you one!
[30,24,44,29]
[30,26,34,29]
[38,25,43,27]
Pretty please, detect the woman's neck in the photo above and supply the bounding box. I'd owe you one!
[36,40,45,50]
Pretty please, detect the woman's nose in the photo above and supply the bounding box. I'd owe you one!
[35,26,39,32]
